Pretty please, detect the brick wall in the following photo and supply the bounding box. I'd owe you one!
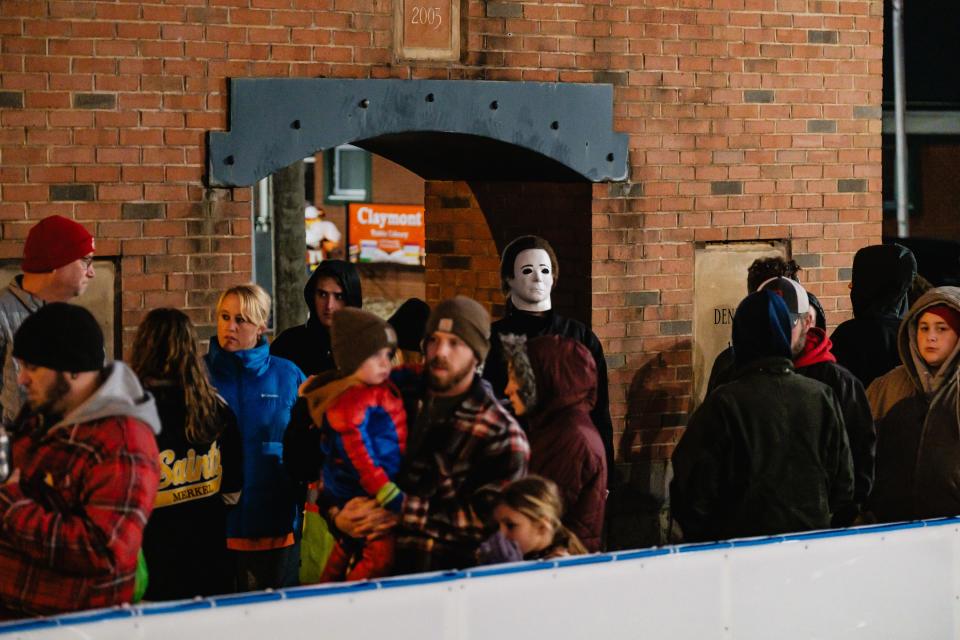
[884,142,960,241]
[1,0,884,545]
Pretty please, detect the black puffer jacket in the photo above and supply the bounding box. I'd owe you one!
[270,260,362,377]
[484,305,614,482]
[831,244,917,388]
[867,287,960,522]
[671,291,854,542]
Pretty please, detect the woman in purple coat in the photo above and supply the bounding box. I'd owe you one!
[501,334,607,552]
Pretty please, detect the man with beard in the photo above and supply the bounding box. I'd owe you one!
[0,303,160,617]
[326,296,529,574]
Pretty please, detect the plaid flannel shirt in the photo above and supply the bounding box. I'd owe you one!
[395,372,528,574]
[0,414,159,617]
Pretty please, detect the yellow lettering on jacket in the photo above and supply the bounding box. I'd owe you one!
[154,441,223,508]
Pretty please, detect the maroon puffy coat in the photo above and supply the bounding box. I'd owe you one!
[526,336,608,552]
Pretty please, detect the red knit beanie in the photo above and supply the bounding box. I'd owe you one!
[22,215,95,273]
[922,305,960,336]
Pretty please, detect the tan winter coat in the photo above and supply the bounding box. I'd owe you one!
[867,286,960,522]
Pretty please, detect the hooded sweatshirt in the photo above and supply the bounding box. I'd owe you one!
[270,260,363,377]
[671,291,854,542]
[524,336,607,552]
[0,361,160,616]
[867,287,960,522]
[484,302,615,486]
[831,244,917,388]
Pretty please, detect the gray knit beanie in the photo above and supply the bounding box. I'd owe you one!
[424,296,491,362]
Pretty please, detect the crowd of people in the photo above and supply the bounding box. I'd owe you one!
[671,246,956,543]
[0,215,956,620]
[0,222,602,617]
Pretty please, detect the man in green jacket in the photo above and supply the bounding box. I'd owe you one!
[671,290,855,542]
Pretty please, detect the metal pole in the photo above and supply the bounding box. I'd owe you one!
[892,0,909,238]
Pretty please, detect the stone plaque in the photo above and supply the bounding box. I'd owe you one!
[395,0,460,60]
[692,242,786,408]
[0,260,118,360]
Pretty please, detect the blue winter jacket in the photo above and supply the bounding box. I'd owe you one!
[206,337,306,546]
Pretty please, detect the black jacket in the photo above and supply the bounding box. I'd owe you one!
[270,260,362,377]
[707,341,874,523]
[141,384,243,600]
[831,244,917,388]
[483,306,614,481]
[795,359,873,522]
[672,292,854,542]
[672,357,855,542]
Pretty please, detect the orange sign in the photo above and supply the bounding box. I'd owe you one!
[348,203,425,266]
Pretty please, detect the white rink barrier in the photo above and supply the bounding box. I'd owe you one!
[3,517,960,640]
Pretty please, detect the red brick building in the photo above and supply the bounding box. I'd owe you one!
[0,0,883,546]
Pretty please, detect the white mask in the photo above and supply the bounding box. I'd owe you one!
[508,248,554,312]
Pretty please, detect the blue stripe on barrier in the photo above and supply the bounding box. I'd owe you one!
[728,536,788,548]
[51,607,135,624]
[208,591,285,607]
[676,540,733,553]
[467,562,554,578]
[283,582,381,599]
[553,553,616,568]
[140,599,215,616]
[610,547,672,561]
[6,514,960,635]
[0,619,62,633]
[378,570,465,589]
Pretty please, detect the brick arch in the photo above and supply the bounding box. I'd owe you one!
[207,78,627,187]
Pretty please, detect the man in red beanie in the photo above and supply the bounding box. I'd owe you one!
[0,215,95,426]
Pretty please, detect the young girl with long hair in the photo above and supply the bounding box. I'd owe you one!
[132,308,242,600]
[488,475,587,561]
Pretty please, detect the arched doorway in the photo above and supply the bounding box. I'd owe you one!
[208,78,627,329]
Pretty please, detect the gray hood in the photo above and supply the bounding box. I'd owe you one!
[898,286,960,397]
[52,361,161,435]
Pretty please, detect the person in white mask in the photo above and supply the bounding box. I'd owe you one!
[483,235,614,489]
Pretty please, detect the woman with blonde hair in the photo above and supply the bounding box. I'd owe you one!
[205,284,305,590]
[132,308,242,600]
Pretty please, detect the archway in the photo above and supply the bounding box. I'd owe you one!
[209,78,626,330]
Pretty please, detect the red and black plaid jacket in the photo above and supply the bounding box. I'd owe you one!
[0,413,159,617]
[393,368,529,574]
